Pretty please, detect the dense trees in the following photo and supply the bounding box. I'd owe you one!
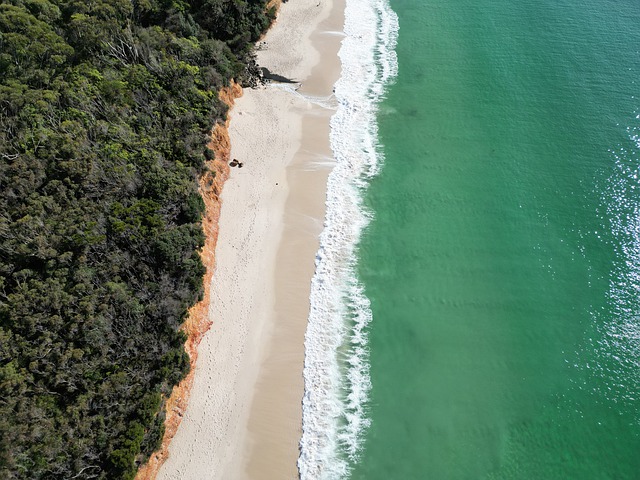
[0,0,274,478]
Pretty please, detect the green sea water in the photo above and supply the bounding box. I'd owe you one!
[353,0,640,478]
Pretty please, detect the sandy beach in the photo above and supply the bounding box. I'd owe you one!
[157,1,344,479]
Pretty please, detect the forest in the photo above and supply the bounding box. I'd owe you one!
[0,0,274,478]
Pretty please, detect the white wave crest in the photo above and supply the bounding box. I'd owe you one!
[297,0,398,478]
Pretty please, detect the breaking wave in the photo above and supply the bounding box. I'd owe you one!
[298,0,398,478]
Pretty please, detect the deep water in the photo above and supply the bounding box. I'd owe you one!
[352,0,640,478]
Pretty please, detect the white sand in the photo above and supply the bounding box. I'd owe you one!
[157,1,344,479]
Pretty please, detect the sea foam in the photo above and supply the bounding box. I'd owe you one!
[297,0,398,478]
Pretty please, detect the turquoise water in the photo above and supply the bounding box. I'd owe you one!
[351,0,640,478]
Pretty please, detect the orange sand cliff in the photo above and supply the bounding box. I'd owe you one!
[135,80,243,480]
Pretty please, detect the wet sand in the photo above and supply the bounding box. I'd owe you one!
[157,1,344,478]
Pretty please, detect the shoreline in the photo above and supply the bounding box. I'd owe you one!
[242,3,345,476]
[156,1,345,478]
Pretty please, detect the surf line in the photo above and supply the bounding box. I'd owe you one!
[297,0,399,478]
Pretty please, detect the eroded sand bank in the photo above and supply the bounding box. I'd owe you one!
[157,1,344,479]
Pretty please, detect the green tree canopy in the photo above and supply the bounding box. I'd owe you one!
[0,0,273,478]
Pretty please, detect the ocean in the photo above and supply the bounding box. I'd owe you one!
[300,0,640,478]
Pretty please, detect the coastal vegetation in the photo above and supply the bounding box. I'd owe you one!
[0,0,274,478]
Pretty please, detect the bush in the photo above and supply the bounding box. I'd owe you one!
[0,0,273,478]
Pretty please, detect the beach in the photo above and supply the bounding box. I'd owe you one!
[157,1,344,478]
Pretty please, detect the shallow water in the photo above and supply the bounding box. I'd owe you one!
[301,0,640,478]
[354,0,640,478]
